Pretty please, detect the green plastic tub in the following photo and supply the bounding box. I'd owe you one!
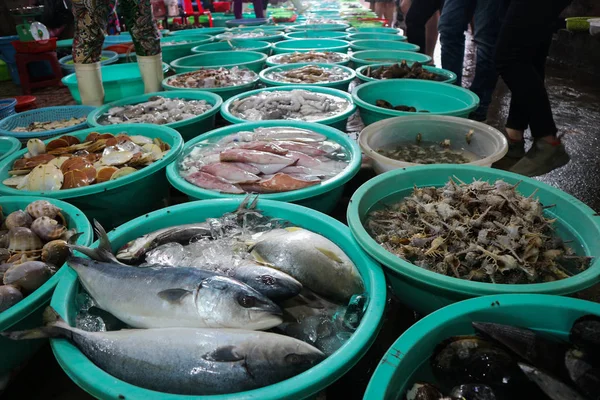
[61,63,170,105]
[272,39,350,55]
[285,31,349,40]
[350,50,432,68]
[211,13,235,28]
[226,26,284,32]
[162,71,259,101]
[50,198,386,400]
[0,124,183,229]
[221,85,356,131]
[355,62,456,84]
[266,52,350,67]
[170,51,267,73]
[167,120,361,212]
[352,79,478,125]
[259,63,356,91]
[350,39,419,52]
[169,27,227,37]
[290,23,350,32]
[347,32,406,42]
[346,27,405,37]
[215,31,285,43]
[346,164,600,314]
[191,40,271,55]
[364,294,600,399]
[0,136,21,162]
[86,91,222,142]
[160,34,214,63]
[0,196,92,376]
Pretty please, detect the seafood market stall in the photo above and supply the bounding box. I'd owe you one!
[0,0,599,398]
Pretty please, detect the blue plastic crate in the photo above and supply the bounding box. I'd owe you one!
[0,105,96,143]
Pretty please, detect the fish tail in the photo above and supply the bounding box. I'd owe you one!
[93,219,113,255]
[67,221,126,265]
[1,307,74,341]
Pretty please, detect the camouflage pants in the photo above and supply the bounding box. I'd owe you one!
[71,0,161,63]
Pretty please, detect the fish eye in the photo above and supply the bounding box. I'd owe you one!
[260,275,276,286]
[238,295,257,308]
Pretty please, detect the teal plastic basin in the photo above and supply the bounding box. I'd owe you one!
[160,34,214,63]
[0,124,183,229]
[347,164,600,314]
[215,31,285,43]
[221,85,356,131]
[211,13,235,28]
[350,50,432,68]
[266,52,350,67]
[259,62,356,91]
[364,294,600,399]
[352,79,479,125]
[166,120,361,212]
[355,62,456,84]
[272,39,350,55]
[0,136,21,162]
[59,51,119,74]
[170,51,267,73]
[162,70,259,101]
[191,40,271,55]
[347,32,406,42]
[169,27,227,36]
[86,91,222,142]
[0,196,92,376]
[346,27,405,37]
[285,31,349,40]
[61,63,170,105]
[226,26,283,32]
[50,198,386,400]
[350,39,419,52]
[290,23,350,32]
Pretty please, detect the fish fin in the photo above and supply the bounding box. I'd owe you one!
[157,288,193,304]
[316,247,343,263]
[284,227,303,232]
[202,345,244,362]
[1,307,74,341]
[67,232,84,245]
[67,244,101,261]
[93,219,113,255]
[250,250,278,268]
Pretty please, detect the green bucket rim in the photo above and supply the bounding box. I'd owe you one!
[351,79,479,117]
[259,62,356,88]
[346,164,600,297]
[345,27,404,36]
[214,32,285,42]
[350,50,432,66]
[161,70,259,93]
[363,293,600,399]
[166,120,361,202]
[349,39,419,52]
[220,85,356,125]
[289,23,350,32]
[0,124,184,199]
[347,32,406,42]
[86,91,223,130]
[170,51,268,71]
[0,196,93,331]
[354,62,457,84]
[169,28,227,36]
[266,52,350,67]
[272,39,350,54]
[0,136,22,162]
[284,31,350,40]
[50,198,387,400]
[61,63,170,86]
[190,40,271,54]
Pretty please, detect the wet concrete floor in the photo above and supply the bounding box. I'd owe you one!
[1,31,599,400]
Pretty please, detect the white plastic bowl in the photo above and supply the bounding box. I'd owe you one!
[359,115,508,174]
[588,18,600,35]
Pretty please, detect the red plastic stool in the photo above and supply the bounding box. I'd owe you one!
[15,52,63,95]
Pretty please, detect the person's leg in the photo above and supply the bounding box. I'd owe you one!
[424,10,439,57]
[467,0,502,121]
[71,0,111,105]
[438,0,473,85]
[406,0,438,54]
[121,0,163,93]
[234,0,243,18]
[384,2,396,25]
[496,0,572,176]
[252,0,265,18]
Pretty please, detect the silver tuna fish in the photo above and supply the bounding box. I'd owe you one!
[3,308,325,395]
[67,257,282,330]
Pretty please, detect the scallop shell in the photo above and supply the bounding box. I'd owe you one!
[110,167,138,180]
[5,210,33,230]
[142,143,164,161]
[31,216,66,241]
[27,138,46,156]
[96,166,119,183]
[7,227,43,252]
[101,150,134,166]
[26,164,64,192]
[130,135,153,145]
[48,156,70,169]
[62,169,90,189]
[25,200,62,219]
[2,261,53,293]
[2,175,28,188]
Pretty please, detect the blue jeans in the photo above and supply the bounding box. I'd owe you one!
[438,0,501,120]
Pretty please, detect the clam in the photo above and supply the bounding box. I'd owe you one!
[41,239,70,267]
[7,227,43,252]
[31,216,66,241]
[100,150,134,166]
[110,167,138,180]
[5,210,33,230]
[0,285,23,312]
[2,261,53,293]
[25,200,62,220]
[27,138,46,156]
[26,164,64,191]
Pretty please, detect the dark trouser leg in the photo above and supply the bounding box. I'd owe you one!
[438,0,475,85]
[121,0,161,56]
[405,0,443,54]
[234,0,243,19]
[253,0,265,18]
[71,0,112,63]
